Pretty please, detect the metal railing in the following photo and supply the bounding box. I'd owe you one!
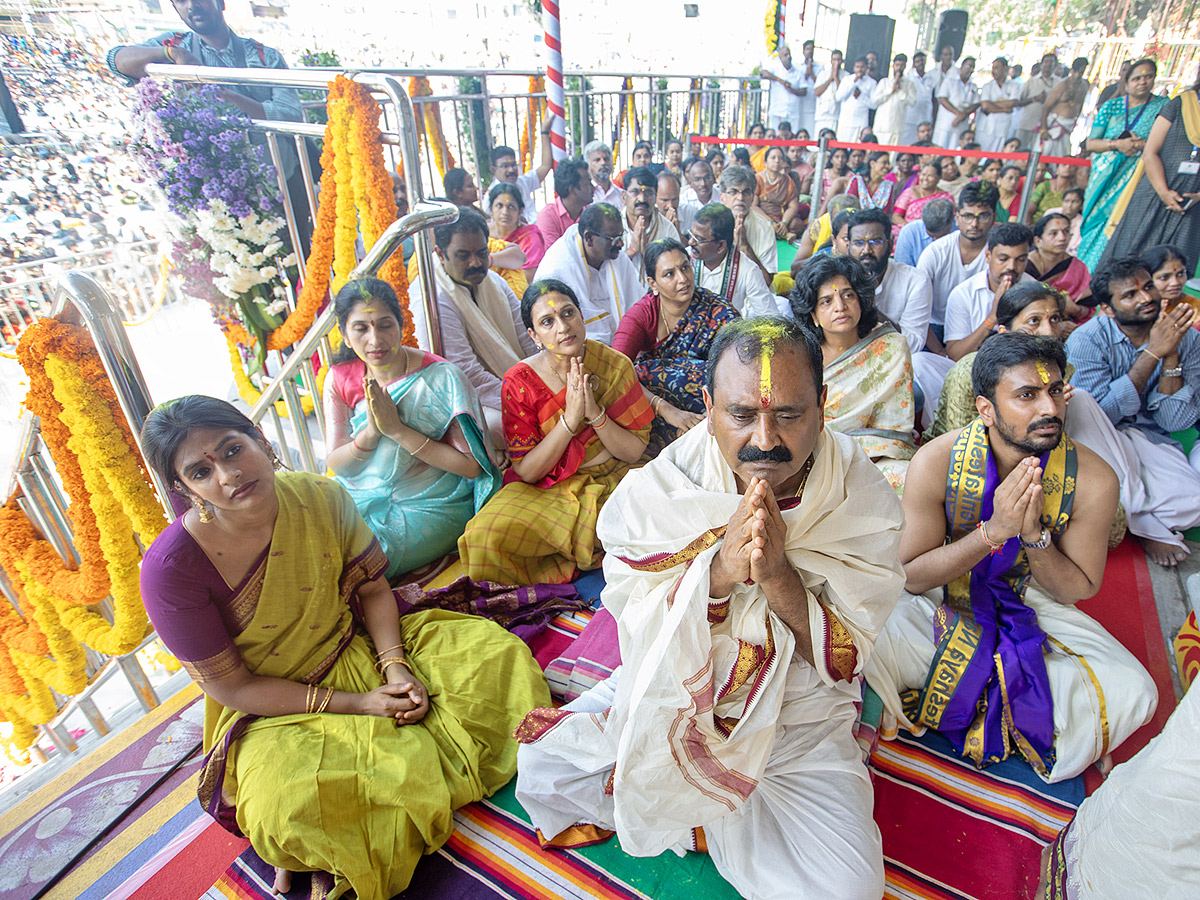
[1,239,176,353]
[247,201,459,476]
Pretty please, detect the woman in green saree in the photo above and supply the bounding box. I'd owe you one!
[139,396,549,899]
[1077,58,1169,268]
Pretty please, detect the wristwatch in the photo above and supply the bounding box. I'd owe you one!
[1020,527,1051,550]
[1161,366,1184,378]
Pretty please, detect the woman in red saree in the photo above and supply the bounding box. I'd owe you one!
[458,279,653,585]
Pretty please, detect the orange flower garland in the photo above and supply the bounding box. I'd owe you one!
[1,319,167,752]
[519,75,546,171]
[409,76,456,179]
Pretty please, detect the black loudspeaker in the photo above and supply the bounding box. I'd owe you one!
[846,14,895,73]
[933,10,969,62]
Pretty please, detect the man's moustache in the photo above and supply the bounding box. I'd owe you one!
[738,445,793,463]
[465,267,487,278]
[1028,417,1063,432]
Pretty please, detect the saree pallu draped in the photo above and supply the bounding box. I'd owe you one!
[1028,255,1091,305]
[489,236,529,297]
[337,359,500,579]
[632,287,740,453]
[822,324,915,493]
[190,474,549,900]
[911,418,1075,775]
[1077,93,1169,269]
[458,340,654,585]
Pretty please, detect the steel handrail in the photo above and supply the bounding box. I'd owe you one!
[51,272,176,519]
[247,200,459,425]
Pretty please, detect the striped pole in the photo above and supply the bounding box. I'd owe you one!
[543,0,567,161]
[779,0,787,42]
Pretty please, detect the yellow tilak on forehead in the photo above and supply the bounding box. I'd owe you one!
[361,307,378,314]
[1035,360,1050,384]
[745,320,790,405]
[547,298,556,309]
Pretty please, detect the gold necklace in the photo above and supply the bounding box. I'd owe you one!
[793,454,815,498]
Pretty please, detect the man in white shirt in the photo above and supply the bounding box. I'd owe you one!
[872,54,917,146]
[761,43,804,131]
[835,57,877,141]
[814,49,845,135]
[719,164,778,282]
[485,114,556,224]
[678,158,716,235]
[944,222,1034,360]
[535,202,642,345]
[1015,52,1060,149]
[689,202,779,317]
[795,40,819,136]
[903,50,939,145]
[621,166,681,286]
[976,57,1022,153]
[585,140,624,206]
[933,57,980,149]
[916,180,998,349]
[846,209,932,355]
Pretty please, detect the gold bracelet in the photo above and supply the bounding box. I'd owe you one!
[410,436,432,456]
[163,43,175,64]
[1143,348,1162,362]
[305,683,317,714]
[560,415,579,436]
[315,686,334,714]
[375,643,405,658]
[376,656,409,673]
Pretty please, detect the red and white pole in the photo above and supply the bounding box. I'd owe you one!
[779,0,787,43]
[543,0,567,161]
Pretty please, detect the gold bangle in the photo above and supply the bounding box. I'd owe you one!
[316,686,334,714]
[1143,348,1162,362]
[376,656,408,672]
[163,43,175,64]
[305,683,317,714]
[410,436,432,456]
[560,415,579,436]
[375,643,405,658]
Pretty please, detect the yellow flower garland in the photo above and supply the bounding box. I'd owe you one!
[0,324,168,756]
[764,0,782,56]
[226,332,318,416]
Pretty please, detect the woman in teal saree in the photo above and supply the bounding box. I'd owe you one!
[323,278,501,579]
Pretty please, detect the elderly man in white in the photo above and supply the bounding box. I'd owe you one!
[586,140,624,206]
[718,164,778,284]
[535,202,642,346]
[515,317,905,900]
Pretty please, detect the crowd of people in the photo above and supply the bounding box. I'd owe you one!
[1,35,162,342]
[5,7,1200,898]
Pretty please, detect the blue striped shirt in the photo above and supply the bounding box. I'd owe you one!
[1065,313,1200,447]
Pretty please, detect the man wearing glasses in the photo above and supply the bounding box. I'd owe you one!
[916,180,999,353]
[689,203,779,317]
[621,167,680,286]
[847,209,933,356]
[534,202,642,345]
[718,165,778,284]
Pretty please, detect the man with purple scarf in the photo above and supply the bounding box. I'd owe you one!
[864,334,1157,782]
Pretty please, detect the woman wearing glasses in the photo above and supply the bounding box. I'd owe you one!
[790,254,915,493]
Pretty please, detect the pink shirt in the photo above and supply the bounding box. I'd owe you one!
[535,197,579,249]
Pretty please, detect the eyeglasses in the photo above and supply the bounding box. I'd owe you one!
[850,238,886,250]
[688,236,717,247]
[591,232,625,248]
[723,188,755,199]
[958,211,993,224]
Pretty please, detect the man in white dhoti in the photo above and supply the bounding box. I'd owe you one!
[1066,256,1200,565]
[933,57,980,150]
[1040,681,1200,899]
[864,334,1157,783]
[1039,57,1090,159]
[515,317,906,900]
[535,202,643,345]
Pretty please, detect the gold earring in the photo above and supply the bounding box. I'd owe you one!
[193,496,214,524]
[269,447,284,470]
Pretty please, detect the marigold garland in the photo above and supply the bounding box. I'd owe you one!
[764,0,783,57]
[519,75,546,171]
[0,319,167,754]
[409,76,456,179]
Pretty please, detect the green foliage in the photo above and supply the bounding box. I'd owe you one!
[297,48,340,126]
[950,0,1156,41]
[457,76,491,187]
